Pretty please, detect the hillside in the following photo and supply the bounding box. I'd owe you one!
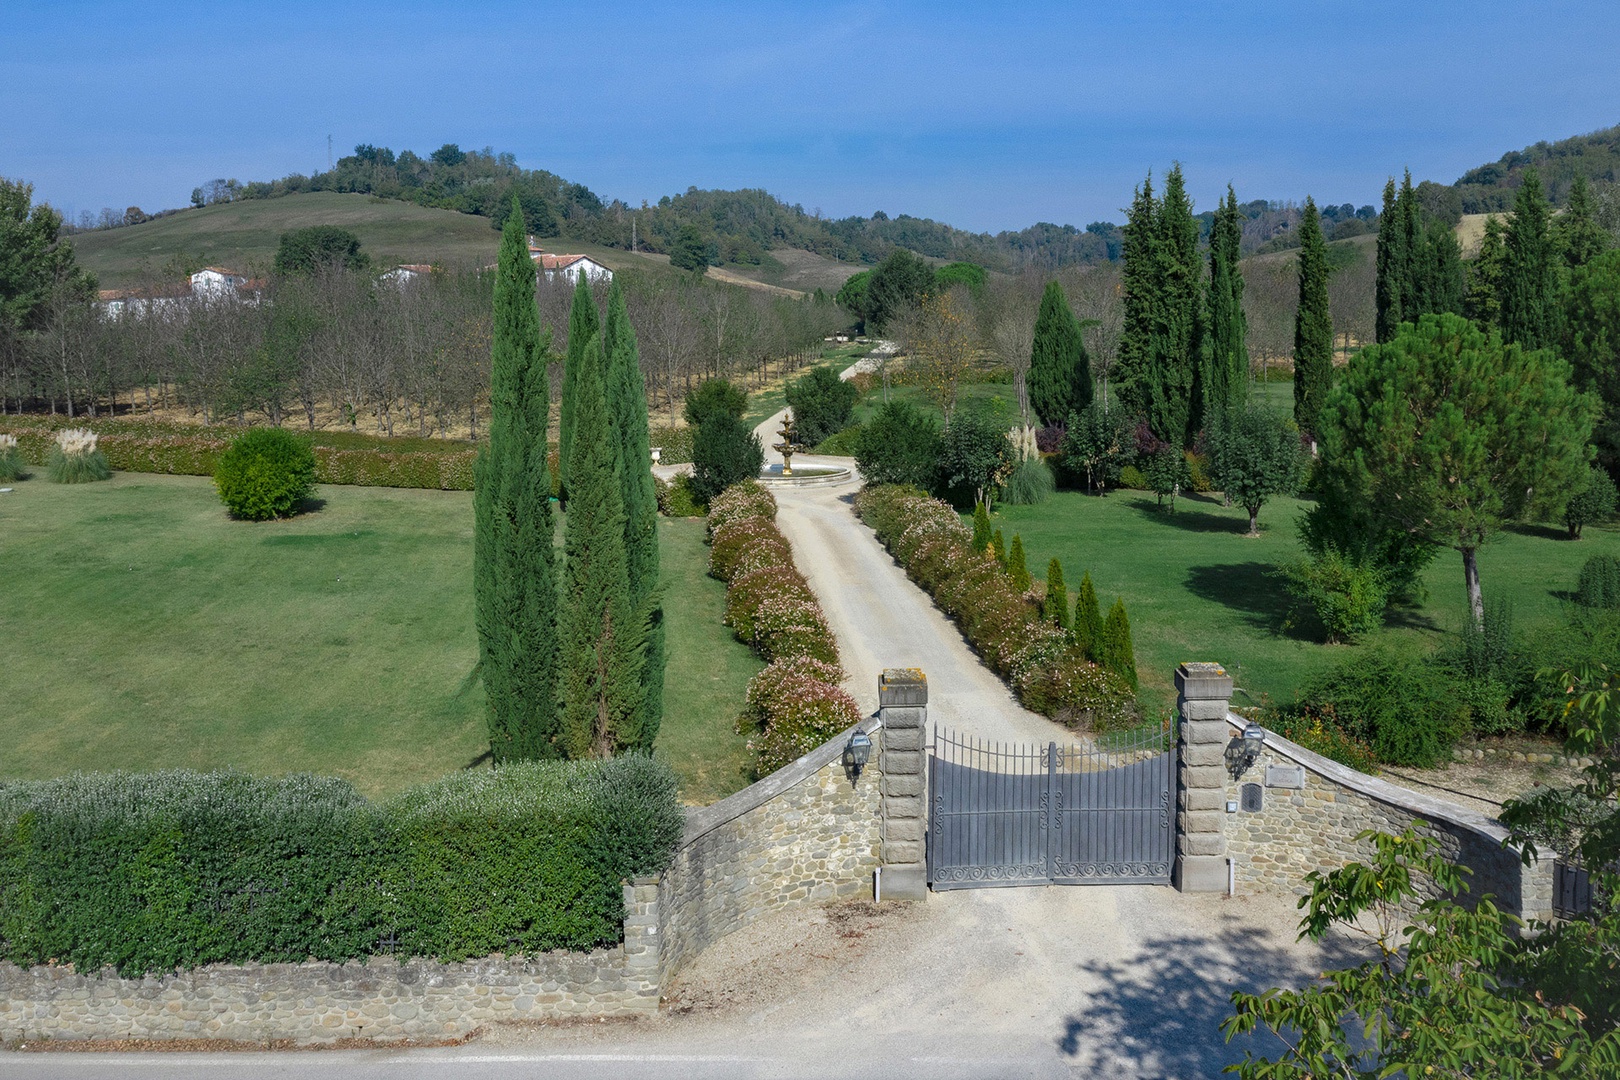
[70,191,865,297]
[1450,123,1620,211]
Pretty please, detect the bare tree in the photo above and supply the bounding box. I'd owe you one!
[1061,262,1124,402]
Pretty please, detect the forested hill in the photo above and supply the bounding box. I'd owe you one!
[178,142,1119,273]
[1449,124,1620,212]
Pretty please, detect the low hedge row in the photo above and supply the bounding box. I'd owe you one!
[855,484,1133,730]
[2,416,486,492]
[705,481,857,775]
[0,757,682,976]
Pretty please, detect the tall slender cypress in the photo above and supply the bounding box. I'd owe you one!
[1560,174,1608,270]
[1116,174,1159,418]
[1043,558,1070,631]
[1098,598,1138,691]
[1149,165,1201,445]
[1420,222,1465,317]
[560,332,643,758]
[1395,172,1423,321]
[1071,571,1102,660]
[604,280,664,750]
[558,270,600,503]
[1500,168,1556,350]
[1293,197,1333,436]
[1205,185,1248,419]
[474,199,558,761]
[1466,215,1507,330]
[1374,178,1405,343]
[1028,279,1092,426]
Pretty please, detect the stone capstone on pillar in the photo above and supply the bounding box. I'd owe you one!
[877,668,928,901]
[1175,661,1233,893]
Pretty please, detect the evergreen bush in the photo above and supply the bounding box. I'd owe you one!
[1042,558,1070,630]
[971,500,992,551]
[1278,546,1390,644]
[737,657,861,777]
[708,517,789,581]
[1118,464,1147,490]
[0,759,681,975]
[1097,599,1138,690]
[1007,534,1031,592]
[690,413,764,503]
[853,399,940,488]
[683,378,747,429]
[213,428,315,518]
[46,428,112,484]
[1072,572,1102,659]
[705,480,777,537]
[991,528,1006,566]
[1289,650,1468,768]
[1564,467,1619,539]
[1576,554,1620,609]
[784,365,859,446]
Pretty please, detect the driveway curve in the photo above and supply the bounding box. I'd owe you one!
[751,407,1071,746]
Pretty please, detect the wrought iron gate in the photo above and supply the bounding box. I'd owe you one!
[928,727,1175,889]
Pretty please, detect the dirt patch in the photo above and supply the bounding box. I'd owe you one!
[661,899,925,1017]
[1379,750,1584,820]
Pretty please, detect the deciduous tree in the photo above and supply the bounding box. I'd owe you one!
[1209,404,1306,536]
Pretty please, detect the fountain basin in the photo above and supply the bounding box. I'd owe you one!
[758,463,853,486]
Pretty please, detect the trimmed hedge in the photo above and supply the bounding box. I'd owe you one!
[855,484,1133,730]
[705,481,853,775]
[2,417,485,492]
[0,757,682,976]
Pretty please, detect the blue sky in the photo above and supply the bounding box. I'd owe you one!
[5,1,1617,233]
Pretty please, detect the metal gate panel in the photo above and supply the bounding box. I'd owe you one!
[928,727,1174,890]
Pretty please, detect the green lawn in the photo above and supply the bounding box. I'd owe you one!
[988,488,1620,715]
[0,472,755,803]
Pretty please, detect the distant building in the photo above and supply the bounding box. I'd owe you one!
[190,266,250,296]
[100,266,261,318]
[528,239,613,283]
[381,264,435,285]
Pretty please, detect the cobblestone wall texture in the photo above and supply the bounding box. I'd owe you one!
[1221,719,1553,920]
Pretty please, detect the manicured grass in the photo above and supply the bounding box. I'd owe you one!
[988,488,1620,715]
[0,472,757,803]
[850,379,1018,426]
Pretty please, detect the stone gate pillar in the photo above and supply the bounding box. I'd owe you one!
[877,668,928,900]
[1175,662,1233,893]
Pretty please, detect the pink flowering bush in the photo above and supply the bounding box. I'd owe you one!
[705,480,777,539]
[708,517,790,581]
[738,658,861,776]
[751,592,839,666]
[725,565,813,643]
[855,483,1135,731]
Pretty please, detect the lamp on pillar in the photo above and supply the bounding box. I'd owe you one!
[843,729,873,782]
[1225,723,1266,779]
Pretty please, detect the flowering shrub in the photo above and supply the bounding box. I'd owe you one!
[855,483,1136,730]
[752,592,839,665]
[738,657,861,776]
[708,517,791,581]
[725,565,812,642]
[705,479,777,539]
[1264,705,1380,774]
[46,428,112,483]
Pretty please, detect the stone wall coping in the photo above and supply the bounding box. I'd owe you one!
[680,717,881,847]
[1226,712,1513,846]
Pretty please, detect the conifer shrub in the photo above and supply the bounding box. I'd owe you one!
[0,433,24,481]
[784,365,860,446]
[1071,572,1102,659]
[991,528,1006,566]
[1565,467,1619,539]
[1576,554,1620,610]
[1043,558,1070,630]
[690,413,764,503]
[46,428,112,484]
[1097,599,1138,690]
[1007,534,1032,592]
[971,500,992,551]
[214,427,317,519]
[854,399,940,488]
[1117,464,1147,490]
[0,758,681,974]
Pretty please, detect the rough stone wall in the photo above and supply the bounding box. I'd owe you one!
[1221,718,1553,921]
[655,723,883,984]
[0,885,662,1045]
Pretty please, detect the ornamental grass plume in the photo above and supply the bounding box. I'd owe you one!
[0,433,23,481]
[47,428,111,484]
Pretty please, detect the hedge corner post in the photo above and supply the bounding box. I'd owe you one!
[878,668,928,901]
[1174,662,1232,893]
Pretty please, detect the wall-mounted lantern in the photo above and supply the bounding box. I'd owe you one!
[1225,723,1266,779]
[843,729,873,782]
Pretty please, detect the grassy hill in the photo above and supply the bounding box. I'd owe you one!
[72,191,865,296]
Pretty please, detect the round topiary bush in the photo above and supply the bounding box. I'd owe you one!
[214,428,317,520]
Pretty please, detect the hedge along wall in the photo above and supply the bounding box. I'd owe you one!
[853,484,1132,729]
[2,416,696,489]
[0,758,682,977]
[1220,715,1556,921]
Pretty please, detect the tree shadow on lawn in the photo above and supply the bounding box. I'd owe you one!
[1184,562,1315,641]
[1054,920,1363,1076]
[1504,522,1570,543]
[1127,496,1254,536]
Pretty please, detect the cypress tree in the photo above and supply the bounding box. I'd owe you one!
[1007,534,1030,592]
[1205,185,1248,420]
[1071,571,1102,660]
[1466,216,1507,330]
[1149,164,1200,445]
[1560,175,1608,270]
[604,280,664,751]
[1396,172,1423,321]
[474,199,558,761]
[559,332,644,758]
[1375,178,1405,343]
[1419,222,1465,317]
[971,501,992,553]
[1098,598,1138,691]
[1028,280,1092,426]
[1116,174,1159,418]
[1043,558,1070,630]
[1292,197,1333,436]
[1500,168,1556,350]
[558,270,600,503]
[991,528,1006,567]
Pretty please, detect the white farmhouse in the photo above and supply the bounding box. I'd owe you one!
[381,264,434,285]
[190,266,250,297]
[528,240,613,283]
